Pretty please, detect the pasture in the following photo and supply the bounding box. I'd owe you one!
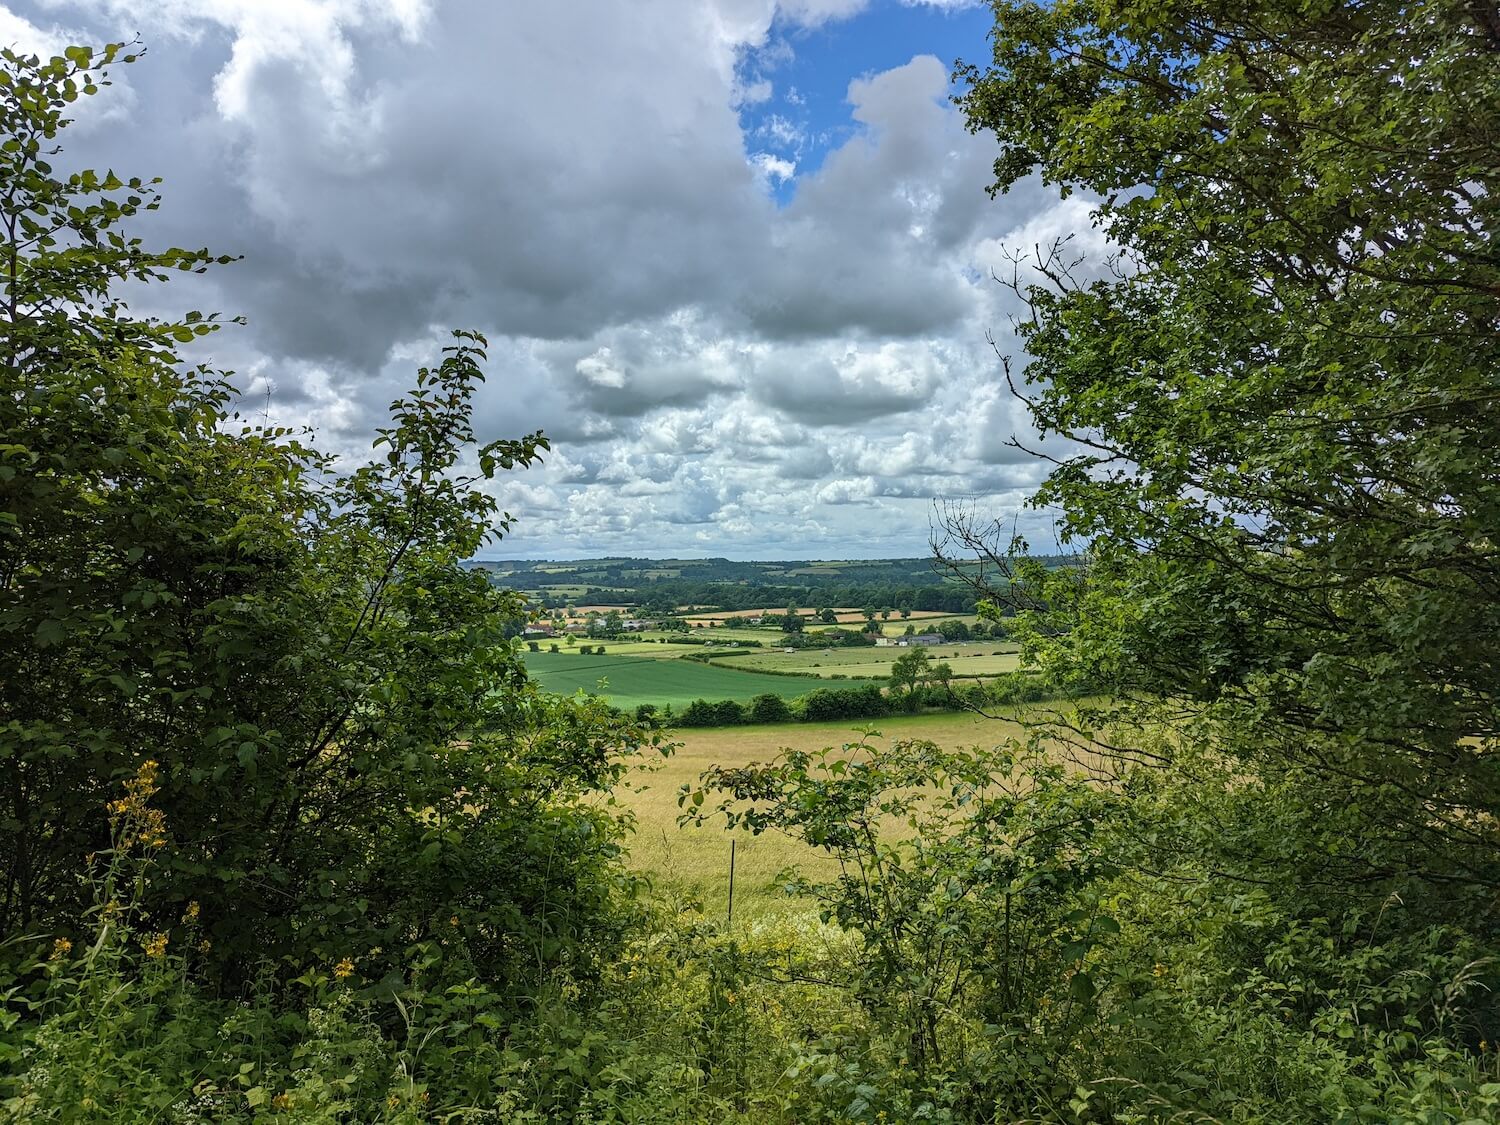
[520,650,877,710]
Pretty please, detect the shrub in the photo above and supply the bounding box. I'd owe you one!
[747,693,793,724]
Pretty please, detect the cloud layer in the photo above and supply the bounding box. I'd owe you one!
[9,0,1090,558]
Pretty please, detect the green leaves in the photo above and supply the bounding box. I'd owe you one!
[0,39,652,1007]
[954,0,1500,895]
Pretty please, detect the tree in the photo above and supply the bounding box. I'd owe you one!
[928,661,954,694]
[951,0,1500,897]
[819,608,839,625]
[889,648,931,702]
[0,44,654,991]
[748,693,794,724]
[938,619,970,642]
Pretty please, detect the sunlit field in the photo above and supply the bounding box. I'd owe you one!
[615,710,1039,919]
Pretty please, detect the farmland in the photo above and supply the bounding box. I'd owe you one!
[619,711,1039,917]
[708,643,1022,679]
[521,650,878,710]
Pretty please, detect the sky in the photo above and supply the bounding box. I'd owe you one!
[3,0,1104,560]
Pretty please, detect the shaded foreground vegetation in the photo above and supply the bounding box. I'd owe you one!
[4,4,1500,1121]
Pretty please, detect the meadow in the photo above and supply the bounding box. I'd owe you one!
[520,650,878,710]
[617,711,1037,919]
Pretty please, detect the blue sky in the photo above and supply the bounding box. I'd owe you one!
[737,2,996,204]
[1,0,1095,560]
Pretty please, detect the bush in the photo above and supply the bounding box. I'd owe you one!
[796,684,890,722]
[747,693,793,724]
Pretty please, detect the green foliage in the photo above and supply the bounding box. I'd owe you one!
[797,684,891,723]
[911,0,1500,1117]
[746,693,793,724]
[951,0,1500,894]
[888,647,932,701]
[679,699,746,728]
[691,737,1118,1094]
[0,41,655,999]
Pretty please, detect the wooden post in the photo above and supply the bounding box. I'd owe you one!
[727,837,736,929]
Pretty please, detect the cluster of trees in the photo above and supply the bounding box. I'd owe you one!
[553,580,983,615]
[672,684,896,728]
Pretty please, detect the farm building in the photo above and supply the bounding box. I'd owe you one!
[896,634,944,647]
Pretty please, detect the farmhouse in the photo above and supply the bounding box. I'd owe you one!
[896,634,944,647]
[522,624,555,638]
[622,619,650,631]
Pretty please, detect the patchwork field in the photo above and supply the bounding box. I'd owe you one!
[521,650,878,710]
[710,644,1022,679]
[680,607,960,626]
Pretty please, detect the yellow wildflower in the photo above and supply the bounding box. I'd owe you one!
[271,1093,293,1111]
[143,932,168,958]
[109,760,169,852]
[334,957,355,980]
[450,914,460,927]
[198,939,213,954]
[1153,962,1168,979]
[182,901,200,922]
[724,990,737,1005]
[50,937,72,960]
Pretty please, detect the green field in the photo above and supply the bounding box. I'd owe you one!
[521,650,877,709]
[709,643,1021,679]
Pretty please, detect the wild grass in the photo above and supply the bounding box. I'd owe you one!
[615,711,1035,920]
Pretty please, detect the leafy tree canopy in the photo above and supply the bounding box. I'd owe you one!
[950,0,1499,894]
[0,42,656,988]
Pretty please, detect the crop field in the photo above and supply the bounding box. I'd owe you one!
[617,711,1041,918]
[520,650,876,709]
[712,644,1022,679]
[530,639,706,658]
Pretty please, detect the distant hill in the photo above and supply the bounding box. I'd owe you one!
[466,555,1077,613]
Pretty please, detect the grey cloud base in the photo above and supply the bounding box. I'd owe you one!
[7,0,1093,557]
